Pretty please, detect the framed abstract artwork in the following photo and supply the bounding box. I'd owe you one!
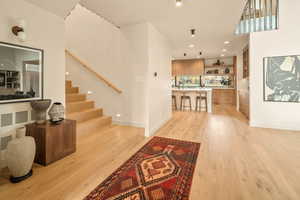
[263,55,300,102]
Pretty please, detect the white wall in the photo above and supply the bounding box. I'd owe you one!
[66,4,128,124]
[120,23,150,127]
[147,24,172,136]
[121,23,172,136]
[0,0,65,134]
[249,0,300,130]
[66,5,172,135]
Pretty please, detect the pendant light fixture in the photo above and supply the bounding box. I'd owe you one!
[191,29,196,37]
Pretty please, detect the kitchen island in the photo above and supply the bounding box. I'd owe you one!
[172,88,213,113]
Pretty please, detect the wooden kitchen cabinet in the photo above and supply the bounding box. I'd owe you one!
[239,90,249,119]
[172,59,204,75]
[213,89,236,105]
[26,119,76,166]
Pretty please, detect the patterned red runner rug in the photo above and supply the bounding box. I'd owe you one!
[84,136,200,200]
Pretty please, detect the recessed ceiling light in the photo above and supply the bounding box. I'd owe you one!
[221,54,225,57]
[175,0,183,7]
[189,44,195,48]
[222,49,227,52]
[224,41,230,44]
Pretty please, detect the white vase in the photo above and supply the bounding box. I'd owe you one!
[48,102,65,123]
[5,127,36,183]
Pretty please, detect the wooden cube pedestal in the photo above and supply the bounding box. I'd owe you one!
[26,119,76,166]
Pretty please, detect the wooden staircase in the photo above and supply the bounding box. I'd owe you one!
[65,80,112,134]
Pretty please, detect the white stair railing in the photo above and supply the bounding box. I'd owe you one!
[235,0,279,35]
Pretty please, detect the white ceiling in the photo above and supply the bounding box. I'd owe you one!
[25,0,80,18]
[80,0,249,59]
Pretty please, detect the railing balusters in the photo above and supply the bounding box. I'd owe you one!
[235,0,279,35]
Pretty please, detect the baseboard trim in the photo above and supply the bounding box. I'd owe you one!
[113,116,171,137]
[250,120,300,131]
[113,120,145,128]
[147,116,171,137]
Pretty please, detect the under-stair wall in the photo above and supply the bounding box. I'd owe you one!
[65,4,130,125]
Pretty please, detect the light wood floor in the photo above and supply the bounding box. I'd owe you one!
[1,105,300,200]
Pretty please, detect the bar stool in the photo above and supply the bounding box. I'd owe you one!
[180,92,192,111]
[195,91,208,112]
[172,95,177,110]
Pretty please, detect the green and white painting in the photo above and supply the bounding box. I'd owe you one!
[264,55,300,102]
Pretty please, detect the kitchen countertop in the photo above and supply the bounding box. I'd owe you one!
[172,87,212,91]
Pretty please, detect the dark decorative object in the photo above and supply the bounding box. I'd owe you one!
[263,55,300,102]
[206,70,213,74]
[225,68,230,74]
[154,72,158,77]
[214,60,221,66]
[27,87,35,97]
[30,99,51,124]
[48,102,65,124]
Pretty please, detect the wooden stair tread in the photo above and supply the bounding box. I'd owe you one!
[67,108,101,115]
[66,87,79,94]
[67,100,94,105]
[66,100,95,113]
[66,93,85,97]
[67,108,103,121]
[76,116,112,135]
[66,93,86,102]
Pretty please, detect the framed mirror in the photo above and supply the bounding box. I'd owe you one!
[0,42,43,104]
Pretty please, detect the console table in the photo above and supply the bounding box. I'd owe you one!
[26,119,76,166]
